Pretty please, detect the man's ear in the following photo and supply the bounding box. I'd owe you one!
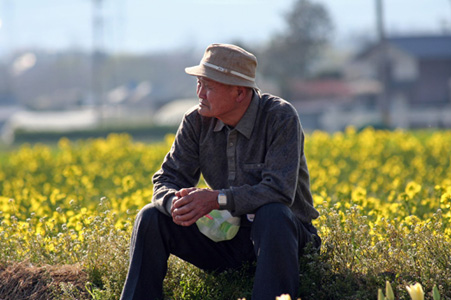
[235,86,250,103]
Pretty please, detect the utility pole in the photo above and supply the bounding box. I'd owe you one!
[92,0,105,124]
[1,0,13,57]
[449,0,451,31]
[376,0,390,128]
[2,0,16,105]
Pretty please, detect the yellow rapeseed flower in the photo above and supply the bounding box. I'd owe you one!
[405,181,422,199]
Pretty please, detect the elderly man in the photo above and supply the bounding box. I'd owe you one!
[120,44,321,300]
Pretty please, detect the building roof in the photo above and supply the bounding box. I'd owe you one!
[355,35,451,61]
[388,35,451,59]
[290,79,352,100]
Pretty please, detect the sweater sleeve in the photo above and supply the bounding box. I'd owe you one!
[151,110,201,216]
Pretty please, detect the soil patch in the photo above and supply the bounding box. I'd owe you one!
[0,261,88,300]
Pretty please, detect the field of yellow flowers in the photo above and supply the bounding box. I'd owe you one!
[0,128,450,299]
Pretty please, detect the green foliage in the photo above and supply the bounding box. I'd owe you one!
[163,257,254,300]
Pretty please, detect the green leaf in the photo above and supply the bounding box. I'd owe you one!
[433,285,440,300]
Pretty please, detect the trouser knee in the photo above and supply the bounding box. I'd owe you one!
[251,203,319,254]
[252,203,296,237]
[135,203,161,228]
[251,203,299,251]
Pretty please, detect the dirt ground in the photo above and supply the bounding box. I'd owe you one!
[0,261,88,300]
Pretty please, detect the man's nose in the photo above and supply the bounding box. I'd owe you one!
[197,85,206,99]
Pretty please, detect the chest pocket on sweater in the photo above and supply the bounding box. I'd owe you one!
[242,163,264,182]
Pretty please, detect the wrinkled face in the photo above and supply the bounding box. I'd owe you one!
[196,77,238,120]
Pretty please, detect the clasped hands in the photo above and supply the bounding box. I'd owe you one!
[171,187,220,226]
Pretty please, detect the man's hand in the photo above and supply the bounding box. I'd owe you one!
[171,188,220,226]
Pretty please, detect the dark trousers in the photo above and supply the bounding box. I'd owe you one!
[120,202,320,300]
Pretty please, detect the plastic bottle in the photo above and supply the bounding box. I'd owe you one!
[196,210,240,242]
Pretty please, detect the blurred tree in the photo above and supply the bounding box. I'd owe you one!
[259,0,333,98]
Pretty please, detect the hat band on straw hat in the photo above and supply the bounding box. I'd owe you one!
[202,62,256,82]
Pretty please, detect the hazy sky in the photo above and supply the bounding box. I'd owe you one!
[0,0,450,56]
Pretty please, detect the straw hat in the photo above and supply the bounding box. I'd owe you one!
[185,44,258,89]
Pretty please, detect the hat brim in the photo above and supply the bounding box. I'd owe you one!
[185,65,258,89]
